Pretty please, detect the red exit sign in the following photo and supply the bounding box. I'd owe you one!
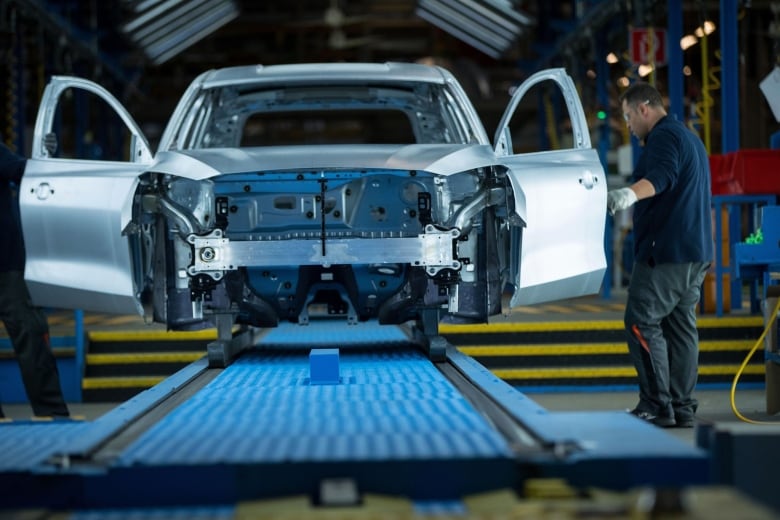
[630,28,667,65]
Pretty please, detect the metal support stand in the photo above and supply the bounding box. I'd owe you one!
[764,286,780,414]
[410,308,447,362]
[206,314,258,368]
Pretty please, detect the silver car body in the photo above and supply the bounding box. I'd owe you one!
[21,62,606,331]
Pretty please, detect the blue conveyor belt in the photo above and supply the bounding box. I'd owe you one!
[0,420,91,471]
[0,320,711,511]
[116,348,513,465]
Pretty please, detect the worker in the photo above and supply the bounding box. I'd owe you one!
[0,140,70,419]
[607,83,713,428]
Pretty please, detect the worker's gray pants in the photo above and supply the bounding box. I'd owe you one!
[624,260,709,422]
[0,270,69,417]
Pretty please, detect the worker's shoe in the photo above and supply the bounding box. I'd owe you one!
[674,416,696,428]
[628,408,676,428]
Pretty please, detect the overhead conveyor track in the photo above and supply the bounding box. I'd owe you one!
[0,321,709,513]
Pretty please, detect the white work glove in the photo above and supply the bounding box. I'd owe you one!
[607,187,637,216]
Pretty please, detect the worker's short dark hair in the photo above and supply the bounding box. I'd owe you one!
[619,83,664,108]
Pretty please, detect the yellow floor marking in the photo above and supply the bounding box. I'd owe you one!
[459,344,629,356]
[86,352,204,364]
[513,306,545,314]
[82,376,165,389]
[440,315,763,334]
[440,321,625,333]
[698,364,765,375]
[492,364,765,380]
[492,366,638,379]
[458,339,757,356]
[576,304,606,312]
[87,329,222,342]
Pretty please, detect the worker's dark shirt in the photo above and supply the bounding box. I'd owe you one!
[0,143,27,272]
[631,115,714,264]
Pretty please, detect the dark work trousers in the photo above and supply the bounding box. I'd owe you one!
[0,270,69,417]
[624,260,709,422]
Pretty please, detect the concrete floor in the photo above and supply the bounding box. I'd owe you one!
[528,386,778,445]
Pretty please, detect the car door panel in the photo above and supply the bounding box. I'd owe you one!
[503,149,607,306]
[22,76,152,314]
[494,68,607,307]
[21,163,144,314]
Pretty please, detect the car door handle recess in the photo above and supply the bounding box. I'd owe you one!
[579,171,597,189]
[35,182,54,200]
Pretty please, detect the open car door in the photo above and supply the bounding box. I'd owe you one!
[494,68,606,307]
[21,76,153,315]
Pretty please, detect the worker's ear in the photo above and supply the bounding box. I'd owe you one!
[43,133,57,156]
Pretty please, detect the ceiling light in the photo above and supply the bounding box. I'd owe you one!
[123,0,189,32]
[606,52,618,64]
[638,64,655,77]
[415,0,533,59]
[122,0,238,64]
[416,7,503,58]
[680,34,698,50]
[694,20,716,38]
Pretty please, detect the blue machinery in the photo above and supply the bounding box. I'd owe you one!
[712,196,779,316]
[0,321,711,514]
[733,205,780,305]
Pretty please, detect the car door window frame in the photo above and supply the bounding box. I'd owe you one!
[33,75,152,162]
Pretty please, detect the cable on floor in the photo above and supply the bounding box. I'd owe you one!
[729,296,780,424]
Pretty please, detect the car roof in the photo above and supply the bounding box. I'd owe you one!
[197,62,452,89]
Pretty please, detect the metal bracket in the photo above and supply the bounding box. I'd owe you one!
[188,226,462,280]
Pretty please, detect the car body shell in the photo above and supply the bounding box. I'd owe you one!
[21,62,607,330]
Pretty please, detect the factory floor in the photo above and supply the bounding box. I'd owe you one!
[2,284,780,517]
[3,284,778,446]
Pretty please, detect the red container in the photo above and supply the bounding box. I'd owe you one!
[710,149,780,195]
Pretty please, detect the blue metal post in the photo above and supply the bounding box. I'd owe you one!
[771,131,780,149]
[721,0,739,152]
[10,11,25,152]
[74,309,84,402]
[596,29,612,299]
[667,0,684,121]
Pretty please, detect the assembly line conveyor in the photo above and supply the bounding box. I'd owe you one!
[0,320,709,512]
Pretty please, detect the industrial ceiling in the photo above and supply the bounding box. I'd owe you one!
[1,0,779,150]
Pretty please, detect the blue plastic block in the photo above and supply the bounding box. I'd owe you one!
[309,348,340,385]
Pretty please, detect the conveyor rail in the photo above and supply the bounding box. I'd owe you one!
[0,320,709,511]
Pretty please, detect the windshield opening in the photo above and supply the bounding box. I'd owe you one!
[174,82,473,149]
